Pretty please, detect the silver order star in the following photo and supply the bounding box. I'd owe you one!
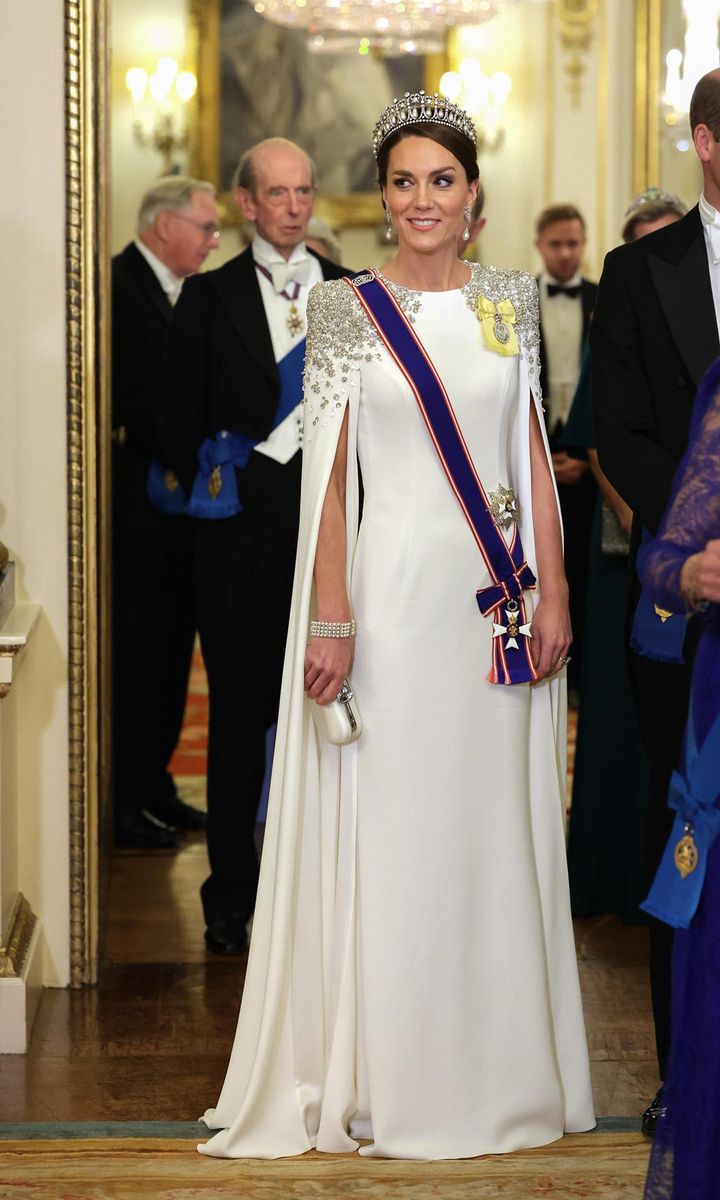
[488,483,520,530]
[492,606,533,651]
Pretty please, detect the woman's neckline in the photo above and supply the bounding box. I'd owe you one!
[376,264,476,296]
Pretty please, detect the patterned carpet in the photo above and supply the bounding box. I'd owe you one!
[0,1127,650,1200]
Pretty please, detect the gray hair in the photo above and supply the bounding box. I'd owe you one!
[305,216,342,265]
[232,138,316,196]
[137,175,216,232]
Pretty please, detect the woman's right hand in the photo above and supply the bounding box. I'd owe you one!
[682,540,720,604]
[304,635,355,704]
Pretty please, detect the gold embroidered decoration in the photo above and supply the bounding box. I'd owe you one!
[164,470,180,493]
[208,466,222,499]
[476,296,519,357]
[674,829,699,879]
[655,604,674,624]
[488,483,520,530]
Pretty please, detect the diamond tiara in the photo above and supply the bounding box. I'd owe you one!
[372,90,477,160]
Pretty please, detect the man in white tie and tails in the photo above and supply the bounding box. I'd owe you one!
[161,139,348,954]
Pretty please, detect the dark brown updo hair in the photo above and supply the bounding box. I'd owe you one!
[376,122,480,189]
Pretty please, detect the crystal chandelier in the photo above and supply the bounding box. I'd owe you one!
[254,0,519,55]
[663,0,720,153]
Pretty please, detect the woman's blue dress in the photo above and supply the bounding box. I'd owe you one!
[642,359,720,1200]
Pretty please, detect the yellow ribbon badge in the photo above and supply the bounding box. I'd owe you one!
[476,296,519,357]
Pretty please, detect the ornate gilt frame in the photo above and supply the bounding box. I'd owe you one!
[65,0,111,987]
[634,0,662,194]
[187,0,447,228]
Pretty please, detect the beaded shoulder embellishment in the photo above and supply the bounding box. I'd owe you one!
[462,264,542,402]
[304,276,421,383]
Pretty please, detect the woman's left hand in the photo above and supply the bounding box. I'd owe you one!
[529,594,572,681]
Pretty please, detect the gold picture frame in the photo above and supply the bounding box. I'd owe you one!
[187,0,448,229]
[65,0,111,988]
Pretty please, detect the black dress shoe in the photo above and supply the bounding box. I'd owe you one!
[641,1088,666,1137]
[145,794,207,831]
[205,914,249,956]
[115,810,179,849]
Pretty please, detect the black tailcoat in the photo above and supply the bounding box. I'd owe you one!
[590,204,720,1078]
[111,243,196,823]
[161,245,348,923]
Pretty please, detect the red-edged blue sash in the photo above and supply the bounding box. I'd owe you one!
[346,269,538,685]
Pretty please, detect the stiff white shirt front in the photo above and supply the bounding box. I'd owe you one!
[699,193,720,340]
[252,233,323,465]
[538,271,583,432]
[134,238,184,306]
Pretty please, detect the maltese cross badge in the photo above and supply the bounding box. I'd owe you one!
[492,599,533,651]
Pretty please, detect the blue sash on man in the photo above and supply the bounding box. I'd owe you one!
[148,338,306,518]
[346,269,538,686]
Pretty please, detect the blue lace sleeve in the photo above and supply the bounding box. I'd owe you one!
[639,358,720,611]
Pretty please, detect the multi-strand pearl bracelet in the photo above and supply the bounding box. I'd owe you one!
[309,619,357,639]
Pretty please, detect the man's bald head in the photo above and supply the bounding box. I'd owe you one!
[233,138,315,197]
[233,138,316,260]
[690,68,720,139]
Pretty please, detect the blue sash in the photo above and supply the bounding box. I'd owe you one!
[186,338,306,519]
[641,705,720,929]
[146,462,187,515]
[630,529,687,663]
[347,269,537,686]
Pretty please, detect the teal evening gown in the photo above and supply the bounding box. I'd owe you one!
[562,350,648,919]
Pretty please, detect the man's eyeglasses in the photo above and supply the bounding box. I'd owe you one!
[172,213,221,239]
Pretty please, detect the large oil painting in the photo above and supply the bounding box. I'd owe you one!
[218,0,425,194]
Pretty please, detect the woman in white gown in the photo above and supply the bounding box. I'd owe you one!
[199,94,594,1161]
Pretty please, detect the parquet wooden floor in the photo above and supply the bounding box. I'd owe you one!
[0,826,659,1122]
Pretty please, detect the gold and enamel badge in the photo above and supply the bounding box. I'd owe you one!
[476,296,519,357]
[674,824,699,879]
[488,483,520,530]
[492,599,532,651]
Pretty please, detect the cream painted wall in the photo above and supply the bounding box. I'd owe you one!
[0,2,70,985]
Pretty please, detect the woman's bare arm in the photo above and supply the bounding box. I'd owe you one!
[304,408,355,704]
[528,402,572,680]
[587,448,633,536]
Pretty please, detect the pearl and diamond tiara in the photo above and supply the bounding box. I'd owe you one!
[372,90,477,160]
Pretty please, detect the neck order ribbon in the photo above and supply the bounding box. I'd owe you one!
[346,269,537,686]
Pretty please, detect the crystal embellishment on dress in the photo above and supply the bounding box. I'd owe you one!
[492,600,532,651]
[372,90,477,158]
[488,483,520,529]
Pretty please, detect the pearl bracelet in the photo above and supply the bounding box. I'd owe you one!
[309,619,357,639]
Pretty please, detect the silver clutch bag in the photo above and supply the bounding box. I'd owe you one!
[311,678,362,746]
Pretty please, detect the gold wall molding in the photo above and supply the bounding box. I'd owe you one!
[65,0,110,988]
[633,0,661,193]
[556,0,599,107]
[0,893,37,979]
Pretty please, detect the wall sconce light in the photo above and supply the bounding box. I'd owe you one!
[125,57,198,174]
[662,0,720,153]
[440,60,512,153]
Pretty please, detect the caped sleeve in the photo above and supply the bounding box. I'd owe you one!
[640,359,720,611]
[302,277,378,458]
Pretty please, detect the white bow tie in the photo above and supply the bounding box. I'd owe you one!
[267,256,311,294]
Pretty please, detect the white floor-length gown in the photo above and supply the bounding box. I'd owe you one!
[198,263,595,1161]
